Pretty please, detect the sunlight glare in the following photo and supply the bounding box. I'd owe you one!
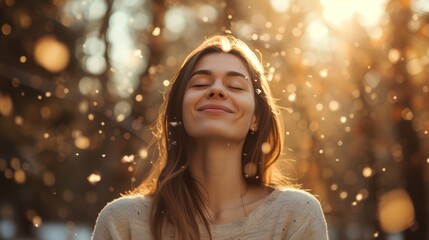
[321,0,388,27]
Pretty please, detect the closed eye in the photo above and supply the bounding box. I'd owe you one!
[192,84,210,88]
[228,86,244,90]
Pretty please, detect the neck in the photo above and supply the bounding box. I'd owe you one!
[190,138,248,221]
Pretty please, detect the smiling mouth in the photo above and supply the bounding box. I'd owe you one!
[197,104,234,113]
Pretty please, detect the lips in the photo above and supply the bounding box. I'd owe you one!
[197,104,234,113]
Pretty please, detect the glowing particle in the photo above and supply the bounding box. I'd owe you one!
[116,114,125,122]
[356,193,363,201]
[163,80,170,87]
[42,171,55,186]
[319,68,328,78]
[244,162,257,177]
[134,49,142,58]
[362,167,373,177]
[388,49,401,63]
[34,35,70,73]
[378,189,414,233]
[32,216,42,228]
[261,142,272,154]
[169,121,182,127]
[329,100,340,111]
[74,136,90,149]
[255,89,262,95]
[139,149,148,159]
[87,173,101,185]
[152,27,161,36]
[20,56,27,63]
[121,155,135,163]
[401,108,413,121]
[14,169,26,184]
[1,23,12,35]
[221,37,232,52]
[135,94,143,102]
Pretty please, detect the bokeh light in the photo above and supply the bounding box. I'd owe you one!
[34,35,70,73]
[378,189,415,234]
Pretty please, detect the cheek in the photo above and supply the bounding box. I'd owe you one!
[241,95,256,119]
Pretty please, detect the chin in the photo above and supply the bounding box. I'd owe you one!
[186,128,247,141]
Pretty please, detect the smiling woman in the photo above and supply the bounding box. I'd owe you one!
[91,35,329,240]
[182,52,257,141]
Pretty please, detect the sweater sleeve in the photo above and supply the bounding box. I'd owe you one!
[288,193,329,240]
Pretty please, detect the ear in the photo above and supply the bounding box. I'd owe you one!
[250,114,258,131]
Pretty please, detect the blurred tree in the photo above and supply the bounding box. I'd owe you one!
[388,1,427,239]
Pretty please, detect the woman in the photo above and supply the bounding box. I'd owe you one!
[92,35,329,239]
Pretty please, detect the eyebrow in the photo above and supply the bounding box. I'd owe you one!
[189,69,248,80]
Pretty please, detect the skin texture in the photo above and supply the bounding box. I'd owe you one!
[181,53,269,224]
[182,52,257,141]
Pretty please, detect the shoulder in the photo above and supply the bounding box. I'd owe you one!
[271,188,328,238]
[92,194,153,239]
[275,188,321,204]
[101,193,151,214]
[97,194,152,223]
[272,188,324,216]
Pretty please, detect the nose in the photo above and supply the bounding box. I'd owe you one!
[206,80,227,99]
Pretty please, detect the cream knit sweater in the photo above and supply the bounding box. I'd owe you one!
[92,188,329,240]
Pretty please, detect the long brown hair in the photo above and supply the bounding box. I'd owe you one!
[134,35,288,239]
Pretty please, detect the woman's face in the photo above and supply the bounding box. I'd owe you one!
[182,52,257,142]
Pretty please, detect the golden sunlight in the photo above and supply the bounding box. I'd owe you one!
[320,0,388,27]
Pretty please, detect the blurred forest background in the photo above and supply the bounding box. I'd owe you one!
[1,0,429,239]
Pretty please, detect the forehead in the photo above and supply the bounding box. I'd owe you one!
[193,52,250,75]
